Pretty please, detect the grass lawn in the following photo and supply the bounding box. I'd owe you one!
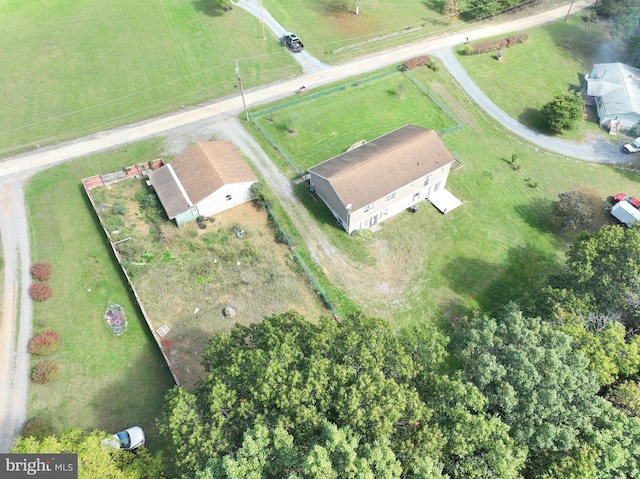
[252,69,458,172]
[248,61,640,328]
[0,1,298,157]
[456,15,611,140]
[264,0,567,62]
[26,140,175,446]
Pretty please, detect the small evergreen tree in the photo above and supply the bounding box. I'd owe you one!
[541,92,584,133]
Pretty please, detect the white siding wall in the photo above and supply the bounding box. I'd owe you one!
[346,165,452,233]
[196,181,257,217]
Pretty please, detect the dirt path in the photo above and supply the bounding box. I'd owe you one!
[0,178,32,452]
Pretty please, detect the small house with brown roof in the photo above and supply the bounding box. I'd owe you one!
[148,142,258,225]
[308,125,459,234]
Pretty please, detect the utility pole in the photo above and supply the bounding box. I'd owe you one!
[260,0,265,40]
[564,0,575,21]
[235,60,249,122]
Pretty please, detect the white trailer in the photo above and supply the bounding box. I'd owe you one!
[611,200,640,227]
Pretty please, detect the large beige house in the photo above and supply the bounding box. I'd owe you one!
[308,125,459,234]
[149,142,258,225]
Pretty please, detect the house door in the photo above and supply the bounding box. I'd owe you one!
[369,215,378,227]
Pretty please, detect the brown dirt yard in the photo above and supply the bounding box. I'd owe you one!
[91,178,329,389]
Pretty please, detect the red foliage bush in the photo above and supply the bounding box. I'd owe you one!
[30,283,53,301]
[30,262,52,281]
[160,338,174,349]
[28,330,60,355]
[402,55,432,70]
[31,360,59,384]
[468,33,529,55]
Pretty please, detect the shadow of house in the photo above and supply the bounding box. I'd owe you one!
[148,142,258,226]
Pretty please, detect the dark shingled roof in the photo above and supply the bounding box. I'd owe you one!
[148,142,258,219]
[308,125,455,210]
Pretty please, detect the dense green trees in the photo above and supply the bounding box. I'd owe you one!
[156,309,640,478]
[158,312,532,478]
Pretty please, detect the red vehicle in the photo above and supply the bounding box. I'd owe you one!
[614,193,640,209]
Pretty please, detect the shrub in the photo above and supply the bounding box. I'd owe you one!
[21,417,55,438]
[31,360,59,384]
[402,55,432,70]
[468,33,529,54]
[160,338,174,349]
[30,262,52,281]
[552,187,602,229]
[28,330,60,355]
[113,204,127,215]
[30,283,53,301]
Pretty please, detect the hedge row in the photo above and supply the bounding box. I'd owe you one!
[464,33,529,55]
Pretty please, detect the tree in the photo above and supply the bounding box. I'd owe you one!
[559,318,640,386]
[160,311,526,478]
[213,0,232,11]
[564,225,640,318]
[11,429,163,479]
[607,380,640,416]
[453,305,601,475]
[442,0,460,20]
[541,91,583,133]
[551,187,603,230]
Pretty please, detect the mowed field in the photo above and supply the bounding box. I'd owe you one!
[0,0,299,157]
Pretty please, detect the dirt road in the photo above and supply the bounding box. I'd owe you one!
[0,0,597,451]
[0,178,32,453]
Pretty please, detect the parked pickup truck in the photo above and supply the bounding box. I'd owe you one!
[281,33,304,52]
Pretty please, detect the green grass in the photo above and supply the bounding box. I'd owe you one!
[0,1,298,157]
[253,69,458,172]
[247,61,640,327]
[264,0,567,62]
[1,0,568,158]
[26,140,175,446]
[456,15,608,140]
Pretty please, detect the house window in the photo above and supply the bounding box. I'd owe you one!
[385,192,396,202]
[363,202,376,213]
[226,195,232,201]
[191,207,198,216]
[424,175,431,186]
[440,166,445,172]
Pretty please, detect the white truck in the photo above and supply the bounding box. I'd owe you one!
[611,200,640,226]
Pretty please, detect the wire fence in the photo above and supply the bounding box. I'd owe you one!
[403,70,464,135]
[250,68,400,175]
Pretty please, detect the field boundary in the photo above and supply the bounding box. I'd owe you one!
[82,161,180,386]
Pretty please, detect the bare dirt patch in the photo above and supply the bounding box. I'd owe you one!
[91,180,328,389]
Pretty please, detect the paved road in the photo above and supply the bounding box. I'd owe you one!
[0,0,600,452]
